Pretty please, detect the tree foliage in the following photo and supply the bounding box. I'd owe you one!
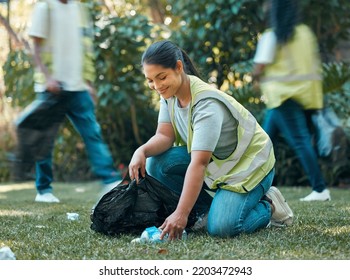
[2,50,34,107]
[170,0,264,87]
[91,4,159,165]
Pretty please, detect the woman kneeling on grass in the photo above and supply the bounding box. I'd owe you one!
[128,40,293,240]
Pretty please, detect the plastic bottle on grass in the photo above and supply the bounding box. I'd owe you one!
[0,246,16,260]
[131,226,187,243]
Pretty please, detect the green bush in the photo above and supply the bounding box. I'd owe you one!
[1,50,34,182]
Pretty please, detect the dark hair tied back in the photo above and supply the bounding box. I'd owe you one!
[141,40,201,78]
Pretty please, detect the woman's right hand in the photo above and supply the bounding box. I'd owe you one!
[128,147,147,183]
[128,123,174,183]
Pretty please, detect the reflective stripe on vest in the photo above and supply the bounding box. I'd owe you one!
[195,91,273,191]
[260,73,322,83]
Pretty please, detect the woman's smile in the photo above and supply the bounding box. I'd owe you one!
[158,87,169,95]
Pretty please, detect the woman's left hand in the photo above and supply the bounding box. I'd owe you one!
[159,210,188,241]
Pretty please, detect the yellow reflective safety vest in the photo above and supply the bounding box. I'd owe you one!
[260,24,323,110]
[166,75,275,193]
[34,0,95,85]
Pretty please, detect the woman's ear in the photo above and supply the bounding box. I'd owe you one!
[176,60,184,73]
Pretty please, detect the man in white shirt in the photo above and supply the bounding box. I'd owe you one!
[16,0,121,203]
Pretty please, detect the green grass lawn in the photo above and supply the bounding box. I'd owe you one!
[0,180,349,260]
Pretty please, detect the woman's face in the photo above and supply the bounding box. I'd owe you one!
[143,61,183,99]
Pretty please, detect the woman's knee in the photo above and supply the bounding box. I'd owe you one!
[146,156,163,177]
[146,147,190,176]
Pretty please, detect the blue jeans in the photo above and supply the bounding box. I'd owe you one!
[207,169,274,237]
[35,90,121,194]
[146,146,274,237]
[263,99,326,192]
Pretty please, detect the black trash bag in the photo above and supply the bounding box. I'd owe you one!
[90,179,138,235]
[90,173,198,236]
[13,92,67,181]
[15,92,66,131]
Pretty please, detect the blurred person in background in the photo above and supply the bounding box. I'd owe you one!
[15,0,122,203]
[252,0,330,201]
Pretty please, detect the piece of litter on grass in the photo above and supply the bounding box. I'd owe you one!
[0,246,16,260]
[75,187,86,193]
[66,212,79,221]
[35,225,46,229]
[158,248,168,255]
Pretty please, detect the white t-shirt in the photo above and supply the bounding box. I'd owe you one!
[28,0,86,92]
[253,30,277,64]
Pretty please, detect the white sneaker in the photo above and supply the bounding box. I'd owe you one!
[265,186,293,227]
[300,189,331,202]
[35,193,60,203]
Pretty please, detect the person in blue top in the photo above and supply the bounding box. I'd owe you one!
[128,40,293,240]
